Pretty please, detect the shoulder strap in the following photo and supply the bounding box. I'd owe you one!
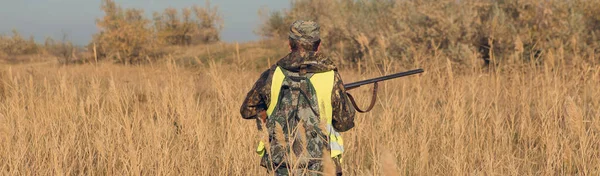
[346,82,378,113]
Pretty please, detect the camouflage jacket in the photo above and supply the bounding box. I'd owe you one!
[240,51,356,132]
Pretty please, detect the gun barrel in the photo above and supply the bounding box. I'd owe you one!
[344,69,424,90]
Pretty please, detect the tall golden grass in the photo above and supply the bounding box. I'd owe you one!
[1,0,599,174]
[0,41,598,175]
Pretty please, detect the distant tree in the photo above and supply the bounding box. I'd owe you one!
[154,1,224,46]
[154,7,196,46]
[256,10,290,39]
[93,0,154,64]
[91,0,224,64]
[0,29,39,56]
[191,1,223,44]
[45,32,75,64]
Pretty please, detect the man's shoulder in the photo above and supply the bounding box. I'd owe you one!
[314,52,339,71]
[312,52,334,63]
[276,52,338,73]
[258,65,278,82]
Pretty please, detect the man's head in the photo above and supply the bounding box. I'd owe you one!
[289,20,321,52]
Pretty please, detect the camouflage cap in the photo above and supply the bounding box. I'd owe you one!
[289,20,320,43]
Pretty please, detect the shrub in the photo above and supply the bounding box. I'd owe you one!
[93,0,223,64]
[93,0,155,64]
[190,3,224,44]
[0,30,39,57]
[44,33,77,64]
[259,0,600,68]
[153,8,195,46]
[153,3,223,46]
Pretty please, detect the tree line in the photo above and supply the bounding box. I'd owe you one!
[0,0,223,65]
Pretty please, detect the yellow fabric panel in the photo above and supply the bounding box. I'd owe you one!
[331,149,343,159]
[257,67,284,157]
[330,134,338,142]
[258,68,341,158]
[309,70,335,125]
[257,141,266,157]
[337,134,344,147]
[329,132,344,157]
[329,133,343,157]
[267,67,285,116]
[330,133,344,146]
[310,70,339,158]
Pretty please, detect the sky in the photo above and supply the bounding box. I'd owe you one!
[0,0,290,45]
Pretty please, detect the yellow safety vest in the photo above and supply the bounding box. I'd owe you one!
[256,66,345,159]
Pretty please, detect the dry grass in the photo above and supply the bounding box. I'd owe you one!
[260,0,600,68]
[0,43,599,175]
[1,0,599,174]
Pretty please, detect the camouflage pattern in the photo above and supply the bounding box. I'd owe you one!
[272,162,324,176]
[241,19,354,175]
[276,52,336,73]
[240,52,356,132]
[271,157,342,176]
[262,68,326,173]
[240,52,356,174]
[289,20,321,43]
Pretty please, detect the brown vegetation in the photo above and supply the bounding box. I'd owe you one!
[1,0,599,175]
[0,45,598,174]
[0,30,77,64]
[0,30,40,59]
[93,0,223,64]
[44,33,76,64]
[153,2,223,46]
[259,0,600,69]
[94,0,155,64]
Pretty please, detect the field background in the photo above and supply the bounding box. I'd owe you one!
[1,0,600,175]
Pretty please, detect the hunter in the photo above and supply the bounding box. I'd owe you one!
[240,20,356,175]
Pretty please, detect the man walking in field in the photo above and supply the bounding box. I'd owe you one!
[240,20,356,175]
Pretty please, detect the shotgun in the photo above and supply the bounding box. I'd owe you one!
[344,69,424,113]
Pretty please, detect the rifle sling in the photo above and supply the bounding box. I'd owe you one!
[346,82,378,113]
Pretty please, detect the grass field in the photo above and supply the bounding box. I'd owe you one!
[1,45,598,175]
[2,0,600,174]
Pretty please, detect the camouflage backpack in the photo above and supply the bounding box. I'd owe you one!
[261,66,329,172]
